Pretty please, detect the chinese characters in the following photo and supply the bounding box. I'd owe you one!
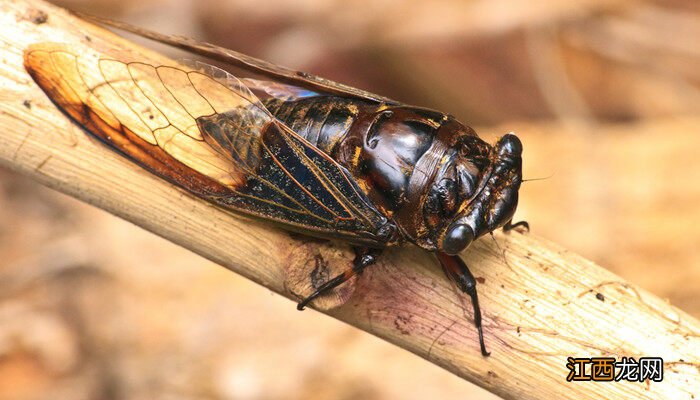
[566,357,663,382]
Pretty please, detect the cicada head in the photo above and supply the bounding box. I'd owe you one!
[422,131,523,255]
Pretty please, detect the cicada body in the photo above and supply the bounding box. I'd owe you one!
[23,19,525,356]
[260,95,523,253]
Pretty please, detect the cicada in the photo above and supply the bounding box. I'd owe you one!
[24,18,526,356]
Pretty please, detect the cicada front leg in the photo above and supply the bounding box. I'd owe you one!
[503,219,529,233]
[436,252,490,356]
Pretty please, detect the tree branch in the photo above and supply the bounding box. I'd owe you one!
[0,1,698,399]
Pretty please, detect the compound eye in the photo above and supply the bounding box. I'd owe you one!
[442,224,474,255]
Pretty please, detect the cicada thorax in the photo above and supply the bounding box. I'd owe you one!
[261,95,490,250]
[336,107,494,251]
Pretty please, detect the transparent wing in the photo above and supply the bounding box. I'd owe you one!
[80,14,400,105]
[24,43,393,245]
[241,77,320,102]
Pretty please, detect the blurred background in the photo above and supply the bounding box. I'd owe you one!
[2,0,699,399]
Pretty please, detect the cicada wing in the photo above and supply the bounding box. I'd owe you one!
[240,78,321,102]
[24,43,392,245]
[24,43,240,197]
[79,14,400,105]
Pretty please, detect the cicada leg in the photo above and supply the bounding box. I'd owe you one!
[297,247,381,310]
[436,252,490,357]
[503,219,529,232]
